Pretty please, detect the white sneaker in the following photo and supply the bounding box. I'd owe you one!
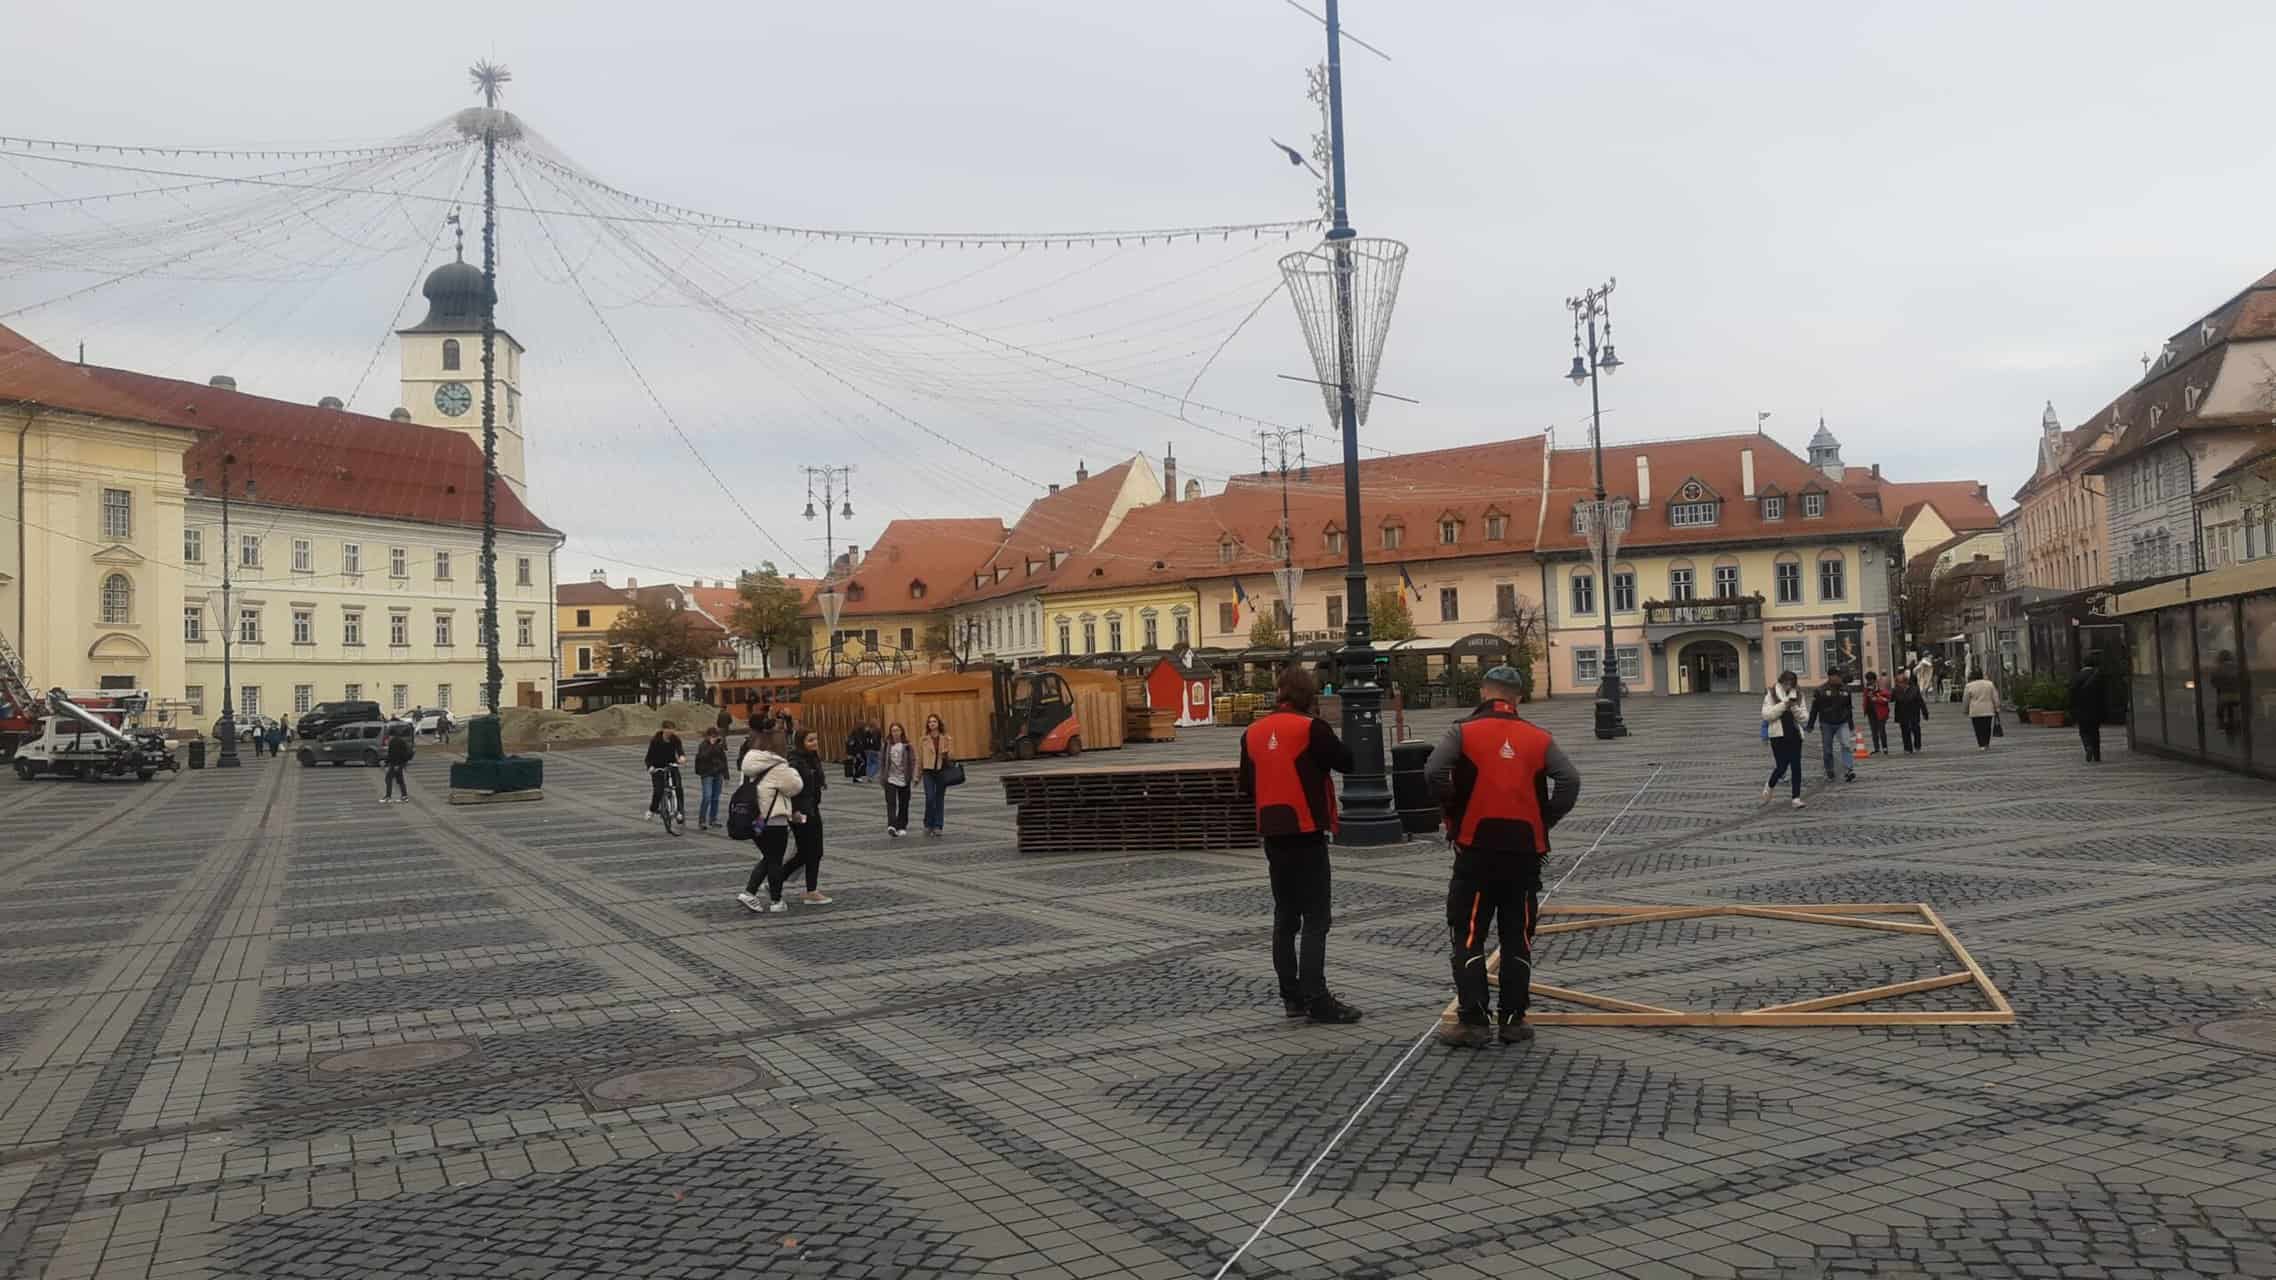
[766,899,789,914]
[1758,785,1772,803]
[737,892,763,912]
[887,827,901,838]
[643,811,654,821]
[1791,798,1806,809]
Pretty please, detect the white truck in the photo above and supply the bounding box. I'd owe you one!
[11,689,177,782]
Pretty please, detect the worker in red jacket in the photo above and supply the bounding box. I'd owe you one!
[1424,665,1580,1048]
[1238,666,1360,1024]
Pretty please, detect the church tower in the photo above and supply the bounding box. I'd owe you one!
[1806,416,1845,482]
[398,241,528,501]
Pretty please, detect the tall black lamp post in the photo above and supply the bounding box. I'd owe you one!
[215,450,241,767]
[1566,279,1628,739]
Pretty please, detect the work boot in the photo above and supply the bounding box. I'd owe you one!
[1281,991,1308,1019]
[1496,1012,1535,1045]
[1307,994,1364,1025]
[1437,1016,1492,1048]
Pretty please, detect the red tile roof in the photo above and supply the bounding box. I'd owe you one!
[811,517,1007,618]
[1536,433,1897,555]
[1,323,556,535]
[950,460,1141,606]
[1874,480,2000,533]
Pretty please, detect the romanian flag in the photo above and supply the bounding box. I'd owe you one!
[1231,577,1249,627]
[1399,564,1422,601]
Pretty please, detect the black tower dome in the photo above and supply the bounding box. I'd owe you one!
[402,258,493,333]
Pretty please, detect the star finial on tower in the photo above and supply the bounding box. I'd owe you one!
[468,60,512,108]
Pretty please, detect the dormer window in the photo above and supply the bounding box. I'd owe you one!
[1762,495,1785,520]
[1323,525,1345,555]
[2150,404,2164,430]
[1802,492,1825,518]
[1380,519,1404,550]
[1483,510,1507,540]
[2183,385,2202,412]
[845,584,865,602]
[1025,558,1039,577]
[1218,537,1238,565]
[1438,518,1461,545]
[1571,506,1588,534]
[1050,549,1068,569]
[910,580,928,600]
[1268,529,1288,560]
[1668,500,1718,528]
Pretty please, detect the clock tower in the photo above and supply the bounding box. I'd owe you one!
[398,250,529,501]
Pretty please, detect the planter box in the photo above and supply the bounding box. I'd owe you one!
[2026,709,2070,728]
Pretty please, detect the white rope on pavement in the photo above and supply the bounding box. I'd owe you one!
[1205,762,1667,1279]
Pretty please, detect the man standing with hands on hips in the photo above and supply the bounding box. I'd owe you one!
[1238,667,1363,1025]
[1425,665,1581,1049]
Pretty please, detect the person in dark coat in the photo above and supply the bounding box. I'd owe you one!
[1804,673,1857,783]
[382,726,413,802]
[2070,656,2106,763]
[1238,667,1359,1024]
[1892,672,1929,754]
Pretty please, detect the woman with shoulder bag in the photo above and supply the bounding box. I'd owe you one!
[732,740,804,913]
[1964,667,2002,750]
[918,714,956,838]
[775,730,833,905]
[1759,670,1807,809]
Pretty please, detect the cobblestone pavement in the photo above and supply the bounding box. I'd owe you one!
[3,695,2276,1278]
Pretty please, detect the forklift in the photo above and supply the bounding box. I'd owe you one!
[989,664,1084,760]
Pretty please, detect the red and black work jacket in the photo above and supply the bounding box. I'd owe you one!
[1238,708,1351,839]
[1429,700,1577,870]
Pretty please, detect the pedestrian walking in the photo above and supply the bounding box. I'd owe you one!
[1912,652,1935,701]
[2070,655,2106,763]
[880,722,914,837]
[1863,672,1892,755]
[1760,670,1807,809]
[1237,667,1360,1025]
[693,728,730,831]
[1805,673,1859,783]
[1425,664,1581,1048]
[1893,672,1929,754]
[861,723,882,783]
[1964,666,2002,750]
[918,714,955,837]
[715,705,733,740]
[644,721,686,822]
[382,725,412,803]
[731,742,803,913]
[843,727,863,781]
[774,730,834,905]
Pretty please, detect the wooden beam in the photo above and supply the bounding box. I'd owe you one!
[1528,982,1683,1015]
[1724,906,1939,935]
[1921,902,2014,1017]
[1526,1009,2015,1027]
[1752,970,1975,1013]
[1535,907,1727,935]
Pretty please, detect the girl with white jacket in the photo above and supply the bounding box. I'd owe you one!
[736,747,804,914]
[1760,671,1807,809]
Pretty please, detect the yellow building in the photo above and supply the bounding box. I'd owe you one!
[558,577,634,682]
[1,326,203,709]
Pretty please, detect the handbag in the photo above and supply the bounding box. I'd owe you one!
[940,760,968,788]
[1992,714,2004,738]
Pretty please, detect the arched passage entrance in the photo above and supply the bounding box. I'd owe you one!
[1680,638,1742,694]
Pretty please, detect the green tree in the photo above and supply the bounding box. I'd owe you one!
[921,619,972,671]
[1247,611,1286,650]
[727,562,805,677]
[606,601,714,706]
[1368,585,1418,642]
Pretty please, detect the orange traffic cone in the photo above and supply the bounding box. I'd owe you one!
[1854,736,1871,761]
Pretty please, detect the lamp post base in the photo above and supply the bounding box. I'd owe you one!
[1593,675,1629,740]
[215,714,242,767]
[1334,644,1407,847]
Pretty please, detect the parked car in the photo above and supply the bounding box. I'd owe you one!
[294,700,384,742]
[296,721,395,768]
[211,714,279,742]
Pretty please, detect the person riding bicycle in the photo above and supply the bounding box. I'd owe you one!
[644,720,686,823]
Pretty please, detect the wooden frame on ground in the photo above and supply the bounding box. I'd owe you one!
[1445,902,2016,1028]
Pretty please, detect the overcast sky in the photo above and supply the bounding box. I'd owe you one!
[9,0,2276,583]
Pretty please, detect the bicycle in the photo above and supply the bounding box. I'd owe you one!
[649,765,684,837]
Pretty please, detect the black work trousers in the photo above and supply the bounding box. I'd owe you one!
[744,824,791,898]
[1897,715,1922,753]
[883,781,911,831]
[383,764,407,799]
[775,813,823,896]
[1448,852,1541,1024]
[1265,835,1332,1005]
[2078,719,2102,762]
[1868,716,1890,752]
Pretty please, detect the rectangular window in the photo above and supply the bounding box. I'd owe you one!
[240,534,260,568]
[1779,638,1807,675]
[343,610,363,645]
[102,488,131,539]
[238,608,260,643]
[1057,622,1072,655]
[1142,615,1159,649]
[435,614,453,646]
[1611,572,1637,612]
[1762,496,1784,520]
[1496,583,1518,619]
[1219,602,1237,633]
[1819,557,1846,600]
[1668,501,1718,527]
[292,609,313,644]
[1485,514,1507,540]
[1439,519,1459,545]
[292,539,312,573]
[1820,637,1843,677]
[293,684,314,715]
[1670,568,1696,601]
[342,543,361,575]
[1775,561,1803,604]
[434,550,452,580]
[185,685,204,716]
[436,685,451,711]
[183,606,203,642]
[1109,617,1125,651]
[1570,574,1594,616]
[1382,524,1403,549]
[575,645,592,672]
[575,608,591,628]
[390,546,408,578]
[343,683,362,702]
[389,612,409,646]
[1713,565,1740,598]
[1325,529,1345,555]
[1174,612,1190,646]
[1802,492,1826,518]
[1439,587,1459,622]
[239,686,260,718]
[1326,594,1344,628]
[184,528,203,563]
[899,626,915,651]
[392,684,409,712]
[1219,542,1236,565]
[1574,647,1601,682]
[516,613,533,647]
[516,557,532,587]
[1082,621,1097,654]
[1614,647,1642,680]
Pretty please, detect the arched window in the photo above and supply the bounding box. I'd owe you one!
[101,573,132,624]
[1667,559,1697,602]
[1712,556,1742,599]
[441,339,461,371]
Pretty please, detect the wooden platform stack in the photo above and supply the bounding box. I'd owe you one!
[1001,762,1256,853]
[1125,707,1178,743]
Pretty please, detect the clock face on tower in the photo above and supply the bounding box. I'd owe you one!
[434,381,473,417]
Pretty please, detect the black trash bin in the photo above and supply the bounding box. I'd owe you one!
[187,737,206,769]
[1390,738,1438,834]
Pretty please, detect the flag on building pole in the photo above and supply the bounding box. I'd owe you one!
[1231,577,1249,627]
[1398,564,1422,601]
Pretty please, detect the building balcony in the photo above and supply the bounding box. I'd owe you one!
[1642,597,1763,627]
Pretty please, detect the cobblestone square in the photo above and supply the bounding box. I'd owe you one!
[4,694,2275,1278]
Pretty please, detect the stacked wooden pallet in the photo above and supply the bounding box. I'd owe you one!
[1001,762,1256,853]
[1126,706,1178,743]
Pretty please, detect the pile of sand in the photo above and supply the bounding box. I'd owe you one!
[500,700,724,746]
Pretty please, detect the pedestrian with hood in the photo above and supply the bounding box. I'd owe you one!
[1237,667,1360,1025]
[918,714,955,837]
[2070,654,2107,763]
[1804,672,1858,783]
[1426,664,1581,1048]
[879,722,914,837]
[731,738,803,913]
[769,729,834,905]
[693,727,730,831]
[1862,671,1892,755]
[1760,670,1807,809]
[1964,665,2002,750]
[1893,671,1930,754]
[644,721,686,821]
[382,724,413,803]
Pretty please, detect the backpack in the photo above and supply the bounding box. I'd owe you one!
[725,775,760,839]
